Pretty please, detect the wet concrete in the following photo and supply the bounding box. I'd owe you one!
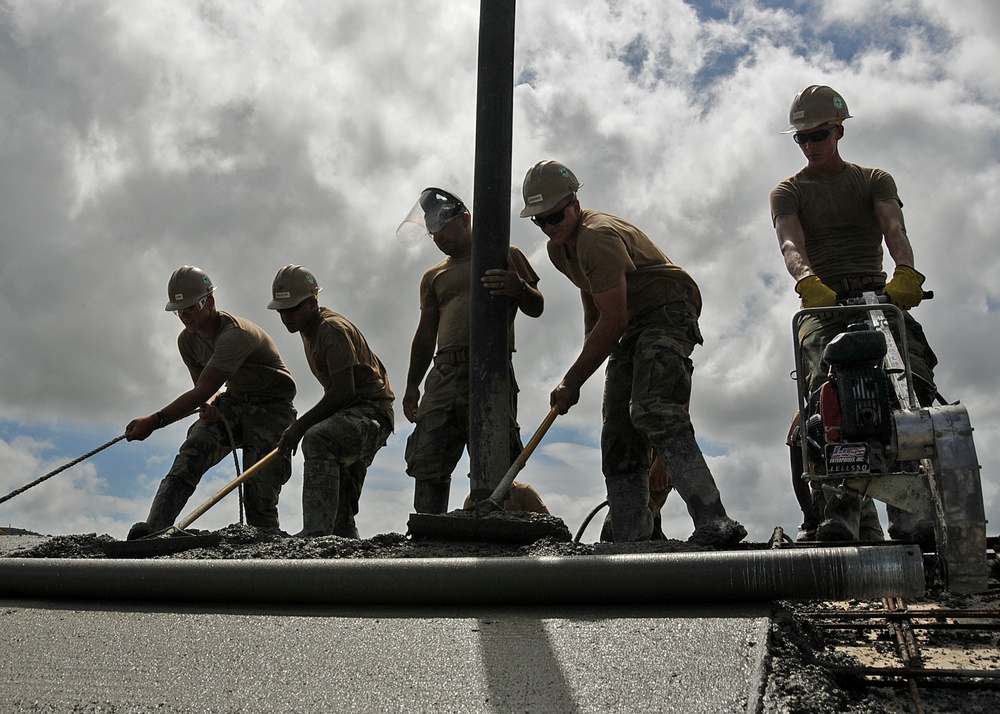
[0,533,774,712]
[1,599,770,713]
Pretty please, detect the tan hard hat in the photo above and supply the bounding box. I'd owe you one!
[781,85,852,134]
[519,160,581,218]
[165,266,216,311]
[267,264,321,310]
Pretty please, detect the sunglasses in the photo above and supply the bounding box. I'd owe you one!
[531,198,575,228]
[277,298,311,315]
[793,126,838,145]
[174,295,209,317]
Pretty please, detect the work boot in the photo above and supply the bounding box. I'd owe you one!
[606,473,653,542]
[656,434,744,545]
[600,512,614,542]
[789,443,819,539]
[602,488,669,542]
[650,488,669,541]
[333,461,365,539]
[815,484,862,542]
[887,505,936,544]
[296,460,340,537]
[126,476,194,540]
[332,524,360,539]
[858,497,885,542]
[689,518,747,547]
[413,479,451,514]
[797,485,826,541]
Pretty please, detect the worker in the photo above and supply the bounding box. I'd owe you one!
[267,265,394,538]
[462,481,550,515]
[519,160,746,546]
[397,187,544,513]
[771,85,939,543]
[125,266,296,539]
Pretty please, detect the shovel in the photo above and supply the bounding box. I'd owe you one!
[476,405,560,515]
[407,406,562,542]
[101,447,282,558]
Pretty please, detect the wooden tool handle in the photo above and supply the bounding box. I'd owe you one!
[176,447,281,530]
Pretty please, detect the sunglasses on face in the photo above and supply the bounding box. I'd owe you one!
[531,199,575,228]
[793,126,838,145]
[277,299,310,316]
[174,296,209,317]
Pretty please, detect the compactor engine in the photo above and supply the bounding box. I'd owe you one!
[793,294,989,593]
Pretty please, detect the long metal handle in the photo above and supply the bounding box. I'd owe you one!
[176,448,281,530]
[485,405,560,510]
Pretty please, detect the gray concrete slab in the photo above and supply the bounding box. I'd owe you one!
[0,599,771,713]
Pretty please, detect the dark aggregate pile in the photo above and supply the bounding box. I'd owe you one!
[6,521,713,560]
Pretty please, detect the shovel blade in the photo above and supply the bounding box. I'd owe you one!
[99,532,221,559]
[407,512,570,544]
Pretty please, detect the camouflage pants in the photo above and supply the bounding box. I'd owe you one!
[301,399,394,531]
[405,361,523,484]
[602,305,703,481]
[798,305,939,539]
[165,394,295,529]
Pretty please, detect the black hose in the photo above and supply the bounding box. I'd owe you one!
[574,500,609,543]
[219,413,244,525]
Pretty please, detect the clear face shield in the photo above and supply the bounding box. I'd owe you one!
[395,187,468,246]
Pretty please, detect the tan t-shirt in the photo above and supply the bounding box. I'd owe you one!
[769,162,900,285]
[178,311,296,400]
[419,246,540,352]
[547,209,702,319]
[299,307,394,404]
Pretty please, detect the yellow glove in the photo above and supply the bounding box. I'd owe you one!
[883,265,925,309]
[795,275,837,308]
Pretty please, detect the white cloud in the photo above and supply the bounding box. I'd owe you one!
[1,0,996,543]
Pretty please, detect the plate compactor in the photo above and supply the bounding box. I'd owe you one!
[792,292,989,593]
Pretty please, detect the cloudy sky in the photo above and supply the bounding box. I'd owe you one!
[1,0,997,545]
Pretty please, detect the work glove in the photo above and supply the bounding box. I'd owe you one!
[795,275,837,308]
[883,265,925,309]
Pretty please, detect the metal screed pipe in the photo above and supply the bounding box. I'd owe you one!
[0,546,924,605]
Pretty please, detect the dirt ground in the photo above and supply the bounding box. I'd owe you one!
[4,521,999,713]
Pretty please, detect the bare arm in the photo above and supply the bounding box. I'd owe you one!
[278,366,356,455]
[125,365,230,441]
[551,280,629,414]
[403,305,440,423]
[481,254,544,318]
[875,199,915,268]
[774,213,814,281]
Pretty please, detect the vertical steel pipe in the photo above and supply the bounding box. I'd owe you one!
[469,0,517,495]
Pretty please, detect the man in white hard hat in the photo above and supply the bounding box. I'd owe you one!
[125,266,297,539]
[267,265,394,538]
[519,161,745,547]
[397,187,544,514]
[771,85,939,543]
